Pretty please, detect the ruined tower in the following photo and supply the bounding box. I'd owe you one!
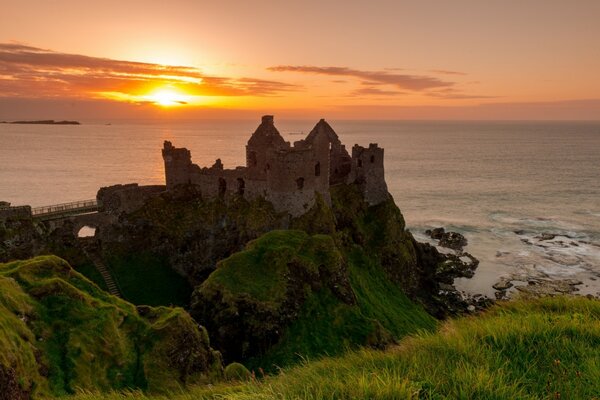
[305,119,353,185]
[246,115,288,180]
[162,141,193,189]
[351,143,389,205]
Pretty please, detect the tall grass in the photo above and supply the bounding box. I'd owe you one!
[70,296,600,399]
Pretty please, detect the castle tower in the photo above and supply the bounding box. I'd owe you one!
[162,141,193,190]
[246,115,289,180]
[351,143,389,205]
[305,119,352,185]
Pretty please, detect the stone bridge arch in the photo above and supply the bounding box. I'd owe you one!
[44,212,116,239]
[70,213,114,238]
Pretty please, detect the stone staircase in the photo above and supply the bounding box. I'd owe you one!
[82,245,122,298]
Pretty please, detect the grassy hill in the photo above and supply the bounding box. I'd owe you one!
[72,296,600,399]
[191,230,436,370]
[0,256,221,398]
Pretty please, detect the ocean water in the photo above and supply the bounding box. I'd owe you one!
[1,120,599,296]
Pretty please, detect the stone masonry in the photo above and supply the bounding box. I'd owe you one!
[162,116,388,216]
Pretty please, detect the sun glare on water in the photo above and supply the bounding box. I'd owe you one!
[147,89,188,107]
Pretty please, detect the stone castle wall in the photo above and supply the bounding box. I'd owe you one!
[0,205,32,221]
[98,183,165,215]
[162,116,389,216]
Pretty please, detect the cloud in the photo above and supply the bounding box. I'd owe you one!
[429,69,467,76]
[350,87,405,96]
[427,88,498,100]
[0,43,297,101]
[268,65,453,91]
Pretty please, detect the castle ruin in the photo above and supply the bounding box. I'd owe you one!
[162,116,388,216]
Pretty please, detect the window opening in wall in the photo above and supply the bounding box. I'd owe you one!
[77,226,96,238]
[249,151,257,167]
[218,178,227,197]
[296,177,305,189]
[237,178,245,195]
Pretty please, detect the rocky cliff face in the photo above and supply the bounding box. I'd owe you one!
[187,184,478,367]
[1,183,479,374]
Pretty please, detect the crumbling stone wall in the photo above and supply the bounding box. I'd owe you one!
[0,206,32,221]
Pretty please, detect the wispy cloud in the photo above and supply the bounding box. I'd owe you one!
[350,87,405,97]
[429,69,467,76]
[427,87,497,100]
[268,65,453,91]
[0,43,297,102]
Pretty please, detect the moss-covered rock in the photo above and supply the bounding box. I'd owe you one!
[0,256,222,398]
[0,211,42,263]
[191,230,356,362]
[191,229,436,370]
[223,363,252,381]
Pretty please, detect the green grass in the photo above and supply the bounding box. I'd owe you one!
[106,252,192,307]
[244,244,436,371]
[346,246,436,338]
[70,296,600,399]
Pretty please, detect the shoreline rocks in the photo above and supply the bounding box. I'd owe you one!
[425,227,468,251]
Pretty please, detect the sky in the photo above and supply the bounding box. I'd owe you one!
[1,0,599,120]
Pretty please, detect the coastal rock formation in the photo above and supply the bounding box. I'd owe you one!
[425,227,468,251]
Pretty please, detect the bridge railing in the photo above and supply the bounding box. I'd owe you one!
[32,199,99,217]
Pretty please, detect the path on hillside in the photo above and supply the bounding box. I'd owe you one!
[82,245,122,298]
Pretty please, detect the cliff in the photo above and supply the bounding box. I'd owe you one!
[1,181,478,369]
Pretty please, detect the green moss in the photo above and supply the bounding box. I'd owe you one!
[223,363,251,381]
[0,256,221,397]
[204,230,308,303]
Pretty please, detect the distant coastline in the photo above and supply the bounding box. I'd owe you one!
[1,119,80,125]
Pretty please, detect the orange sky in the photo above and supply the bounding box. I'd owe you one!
[1,0,599,120]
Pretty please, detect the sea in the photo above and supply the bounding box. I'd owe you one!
[1,120,599,297]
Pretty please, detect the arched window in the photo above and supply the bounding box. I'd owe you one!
[218,178,227,197]
[296,177,305,190]
[248,151,258,167]
[237,178,245,195]
[77,225,96,238]
[315,162,321,177]
[370,155,375,163]
[357,159,363,168]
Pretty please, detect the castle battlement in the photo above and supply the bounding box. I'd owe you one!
[162,116,388,216]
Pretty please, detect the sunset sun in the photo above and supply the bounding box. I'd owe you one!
[147,89,188,106]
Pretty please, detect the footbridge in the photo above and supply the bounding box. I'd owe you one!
[32,199,100,221]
